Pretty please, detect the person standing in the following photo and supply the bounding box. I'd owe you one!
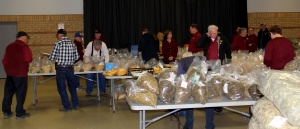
[246,27,258,52]
[188,24,203,53]
[264,25,295,70]
[138,27,159,62]
[73,32,84,90]
[231,27,248,52]
[84,39,109,96]
[91,29,107,44]
[257,23,271,50]
[49,29,80,112]
[162,30,178,64]
[2,31,32,119]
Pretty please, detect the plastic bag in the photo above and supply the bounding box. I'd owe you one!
[205,74,224,99]
[207,59,221,73]
[223,78,244,101]
[174,75,191,104]
[29,57,41,73]
[51,61,56,73]
[82,63,93,71]
[74,61,83,72]
[41,57,52,73]
[157,69,176,81]
[186,57,202,82]
[191,81,207,104]
[158,71,176,104]
[153,60,164,74]
[284,57,300,71]
[136,72,159,94]
[83,56,92,63]
[126,80,157,107]
[258,70,300,126]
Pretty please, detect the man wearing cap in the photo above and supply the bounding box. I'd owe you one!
[49,29,80,112]
[2,31,32,119]
[84,39,109,96]
[257,23,271,50]
[91,29,107,44]
[74,32,84,90]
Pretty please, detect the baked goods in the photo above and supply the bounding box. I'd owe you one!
[136,73,159,94]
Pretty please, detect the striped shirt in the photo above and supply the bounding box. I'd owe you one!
[49,37,79,65]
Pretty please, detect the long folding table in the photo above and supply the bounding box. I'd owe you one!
[28,71,103,107]
[127,98,256,129]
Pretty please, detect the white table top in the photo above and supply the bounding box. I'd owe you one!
[105,75,134,79]
[127,98,256,110]
[28,70,103,76]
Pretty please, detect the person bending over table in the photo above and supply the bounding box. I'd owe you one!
[84,39,109,96]
[49,29,80,112]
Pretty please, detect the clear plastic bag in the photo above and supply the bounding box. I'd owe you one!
[284,57,300,71]
[157,69,177,81]
[126,80,157,107]
[223,78,244,101]
[41,57,52,73]
[136,72,159,94]
[158,79,175,104]
[191,81,207,104]
[186,57,202,82]
[205,74,224,100]
[29,57,41,73]
[74,61,83,72]
[174,75,191,104]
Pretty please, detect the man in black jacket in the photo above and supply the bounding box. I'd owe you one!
[257,23,271,50]
[138,27,159,62]
[196,25,232,63]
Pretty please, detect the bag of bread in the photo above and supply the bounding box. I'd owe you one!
[82,63,93,71]
[29,57,41,73]
[41,57,52,73]
[174,75,191,104]
[191,80,207,104]
[223,78,244,101]
[153,60,164,74]
[74,61,83,72]
[93,56,105,71]
[157,69,176,81]
[158,72,176,104]
[186,57,202,82]
[126,80,157,107]
[136,72,159,94]
[116,58,130,76]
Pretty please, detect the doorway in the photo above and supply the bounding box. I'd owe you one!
[0,22,17,78]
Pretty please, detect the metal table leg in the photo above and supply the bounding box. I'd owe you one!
[96,73,100,102]
[143,110,146,129]
[140,111,143,129]
[109,79,115,112]
[32,76,37,106]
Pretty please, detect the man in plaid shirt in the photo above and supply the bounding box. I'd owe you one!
[49,29,80,112]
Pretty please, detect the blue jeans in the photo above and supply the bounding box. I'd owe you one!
[86,73,106,94]
[184,108,215,129]
[56,67,79,110]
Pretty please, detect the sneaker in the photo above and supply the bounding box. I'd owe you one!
[100,92,108,97]
[73,106,80,110]
[3,112,13,119]
[59,108,71,112]
[16,113,30,119]
[76,86,84,91]
[86,93,92,97]
[214,107,223,113]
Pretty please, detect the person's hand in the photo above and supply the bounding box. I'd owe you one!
[248,43,252,46]
[206,32,210,37]
[82,49,85,53]
[169,56,174,61]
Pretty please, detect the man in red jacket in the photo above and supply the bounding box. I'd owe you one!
[246,27,258,52]
[231,27,248,52]
[2,31,32,119]
[264,25,295,70]
[188,24,203,53]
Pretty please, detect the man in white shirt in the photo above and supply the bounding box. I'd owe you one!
[84,39,109,96]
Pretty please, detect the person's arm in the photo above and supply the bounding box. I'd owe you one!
[73,44,79,61]
[23,45,33,63]
[263,43,273,67]
[2,50,7,67]
[196,33,208,48]
[84,42,93,57]
[188,41,196,53]
[49,42,59,61]
[101,42,110,63]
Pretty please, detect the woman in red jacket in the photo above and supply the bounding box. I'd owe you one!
[264,25,295,70]
[231,27,248,52]
[162,30,178,64]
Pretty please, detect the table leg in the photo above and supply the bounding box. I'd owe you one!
[142,110,146,129]
[32,76,37,106]
[140,110,143,129]
[97,73,100,102]
[110,79,113,107]
[110,79,116,112]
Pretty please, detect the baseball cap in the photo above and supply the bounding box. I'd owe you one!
[74,32,83,38]
[16,31,30,38]
[56,29,67,36]
[94,29,101,34]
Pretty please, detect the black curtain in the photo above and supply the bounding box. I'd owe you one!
[84,0,248,48]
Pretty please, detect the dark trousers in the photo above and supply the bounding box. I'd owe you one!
[2,76,28,116]
[184,108,215,129]
[56,67,79,110]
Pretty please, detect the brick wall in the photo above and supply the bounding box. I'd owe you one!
[248,12,300,41]
[0,15,83,56]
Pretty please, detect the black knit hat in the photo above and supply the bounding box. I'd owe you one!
[56,29,67,36]
[16,31,30,38]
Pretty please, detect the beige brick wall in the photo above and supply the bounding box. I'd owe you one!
[248,12,300,41]
[0,15,83,56]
